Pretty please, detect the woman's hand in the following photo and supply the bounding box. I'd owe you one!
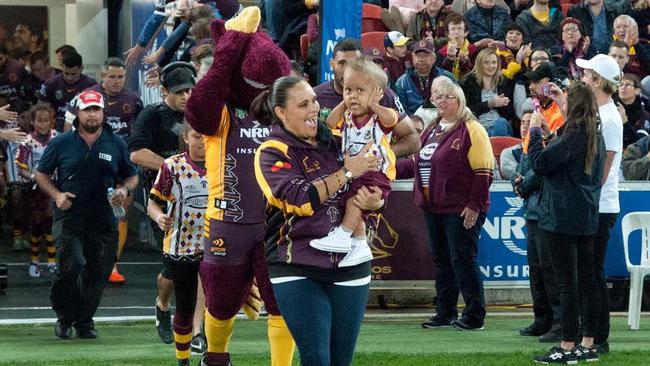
[515,43,531,64]
[582,36,591,53]
[488,94,510,108]
[460,207,479,229]
[344,143,380,179]
[352,186,384,211]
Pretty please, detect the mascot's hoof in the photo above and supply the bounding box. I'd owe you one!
[225,6,260,33]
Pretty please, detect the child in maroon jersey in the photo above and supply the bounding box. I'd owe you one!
[15,104,58,277]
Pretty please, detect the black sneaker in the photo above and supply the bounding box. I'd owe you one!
[76,326,98,339]
[539,323,562,343]
[421,315,453,328]
[451,318,484,331]
[155,298,173,344]
[534,345,578,364]
[594,342,609,354]
[191,333,207,354]
[519,322,550,336]
[54,320,72,339]
[573,345,599,362]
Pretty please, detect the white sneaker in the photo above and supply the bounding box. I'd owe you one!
[28,263,41,278]
[48,263,57,274]
[309,226,352,253]
[339,238,373,267]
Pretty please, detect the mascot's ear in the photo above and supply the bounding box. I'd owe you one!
[210,19,227,44]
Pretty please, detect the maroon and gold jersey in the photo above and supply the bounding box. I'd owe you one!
[88,84,143,142]
[203,106,269,235]
[39,73,97,131]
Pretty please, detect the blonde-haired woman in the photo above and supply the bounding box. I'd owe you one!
[461,48,515,136]
[397,76,494,331]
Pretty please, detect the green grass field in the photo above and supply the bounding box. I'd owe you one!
[2,316,649,365]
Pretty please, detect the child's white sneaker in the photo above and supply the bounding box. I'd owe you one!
[339,238,373,267]
[309,226,352,253]
[28,262,41,278]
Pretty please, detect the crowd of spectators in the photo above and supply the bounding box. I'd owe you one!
[1,0,650,365]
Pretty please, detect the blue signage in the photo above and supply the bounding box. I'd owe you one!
[319,0,363,83]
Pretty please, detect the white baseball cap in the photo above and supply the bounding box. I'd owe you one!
[384,31,410,48]
[77,90,105,110]
[576,54,622,83]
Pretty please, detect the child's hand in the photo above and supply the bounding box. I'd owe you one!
[368,87,384,111]
[156,213,173,231]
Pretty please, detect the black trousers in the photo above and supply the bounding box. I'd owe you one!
[589,213,618,344]
[50,219,117,328]
[526,220,561,329]
[539,229,598,342]
[424,212,486,326]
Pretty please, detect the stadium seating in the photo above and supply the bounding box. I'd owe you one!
[490,136,521,165]
[300,33,309,60]
[361,31,387,53]
[362,3,389,33]
[622,212,650,330]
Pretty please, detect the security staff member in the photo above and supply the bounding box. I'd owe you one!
[35,90,138,339]
[128,61,196,344]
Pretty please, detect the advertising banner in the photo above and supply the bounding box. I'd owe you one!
[319,0,362,83]
[369,181,650,285]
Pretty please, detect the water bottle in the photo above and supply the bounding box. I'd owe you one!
[107,187,126,218]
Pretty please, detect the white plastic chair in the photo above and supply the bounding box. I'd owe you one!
[622,212,650,330]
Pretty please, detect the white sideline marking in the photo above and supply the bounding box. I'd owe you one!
[6,262,160,266]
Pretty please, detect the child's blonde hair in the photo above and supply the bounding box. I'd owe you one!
[343,57,388,90]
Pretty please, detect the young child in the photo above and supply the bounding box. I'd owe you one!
[1,100,32,252]
[15,104,58,277]
[310,57,398,267]
[148,124,206,366]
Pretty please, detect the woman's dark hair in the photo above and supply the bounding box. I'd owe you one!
[250,76,304,126]
[564,81,599,175]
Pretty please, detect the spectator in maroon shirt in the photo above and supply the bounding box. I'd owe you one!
[38,51,97,132]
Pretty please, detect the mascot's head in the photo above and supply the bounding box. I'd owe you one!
[211,7,290,108]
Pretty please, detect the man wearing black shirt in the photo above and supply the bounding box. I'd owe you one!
[128,62,196,344]
[35,90,138,339]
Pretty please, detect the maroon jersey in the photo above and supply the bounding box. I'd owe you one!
[0,57,28,108]
[314,80,406,122]
[203,106,270,227]
[88,84,143,142]
[39,73,97,131]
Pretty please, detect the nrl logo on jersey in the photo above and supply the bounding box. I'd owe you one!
[239,120,270,145]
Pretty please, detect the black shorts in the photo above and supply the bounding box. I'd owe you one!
[160,253,202,280]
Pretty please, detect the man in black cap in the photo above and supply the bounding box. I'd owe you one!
[514,61,565,344]
[523,62,566,138]
[128,61,197,345]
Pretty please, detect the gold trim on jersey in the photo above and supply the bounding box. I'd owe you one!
[254,140,314,216]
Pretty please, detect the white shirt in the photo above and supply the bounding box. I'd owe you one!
[599,100,623,213]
